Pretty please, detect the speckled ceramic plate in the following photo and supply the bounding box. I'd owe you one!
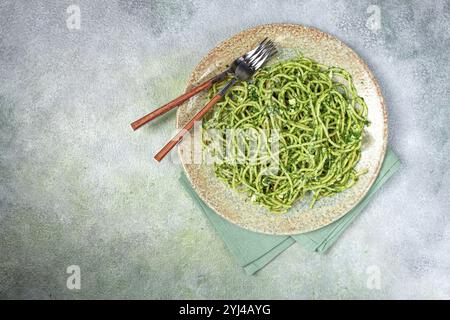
[177,24,387,235]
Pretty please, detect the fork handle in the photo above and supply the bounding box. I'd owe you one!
[153,94,223,162]
[154,78,238,162]
[130,72,228,131]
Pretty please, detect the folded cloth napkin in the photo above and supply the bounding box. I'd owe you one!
[179,147,400,275]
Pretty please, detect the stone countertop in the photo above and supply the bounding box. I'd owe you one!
[0,0,449,299]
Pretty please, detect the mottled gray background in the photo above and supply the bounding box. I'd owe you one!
[1,0,449,299]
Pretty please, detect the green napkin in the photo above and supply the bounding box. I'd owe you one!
[180,147,400,275]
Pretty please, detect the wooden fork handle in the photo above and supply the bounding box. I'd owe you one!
[130,72,227,131]
[154,94,223,162]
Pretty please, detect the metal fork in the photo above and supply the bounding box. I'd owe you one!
[130,38,275,131]
[154,39,277,162]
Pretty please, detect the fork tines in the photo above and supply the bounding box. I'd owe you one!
[244,38,278,71]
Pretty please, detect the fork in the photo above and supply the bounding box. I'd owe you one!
[130,38,273,131]
[154,39,277,162]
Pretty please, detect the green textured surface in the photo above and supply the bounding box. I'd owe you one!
[1,0,450,299]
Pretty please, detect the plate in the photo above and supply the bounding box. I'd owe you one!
[177,24,387,235]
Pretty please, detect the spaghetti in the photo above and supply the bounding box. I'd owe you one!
[202,54,369,214]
